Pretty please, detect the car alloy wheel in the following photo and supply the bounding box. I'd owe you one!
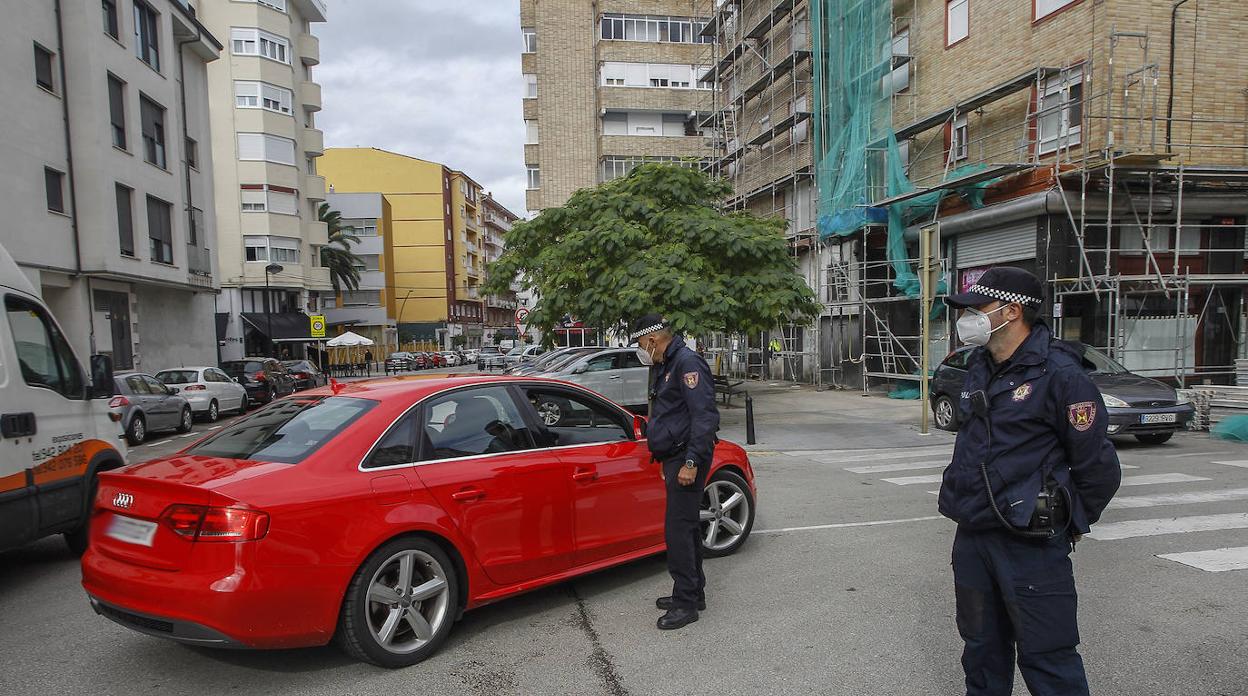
[177,407,193,433]
[207,400,219,422]
[127,415,146,445]
[934,395,958,431]
[536,400,562,426]
[699,471,754,557]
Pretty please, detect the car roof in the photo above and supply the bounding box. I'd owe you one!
[157,366,215,371]
[296,374,603,403]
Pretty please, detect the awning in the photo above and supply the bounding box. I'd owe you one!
[241,312,316,341]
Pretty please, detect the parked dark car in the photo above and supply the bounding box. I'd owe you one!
[929,343,1195,444]
[220,358,296,405]
[385,352,416,372]
[281,360,327,390]
[109,372,193,445]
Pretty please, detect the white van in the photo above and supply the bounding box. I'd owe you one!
[0,242,125,554]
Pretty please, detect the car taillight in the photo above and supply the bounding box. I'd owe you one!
[160,504,269,542]
[109,396,130,408]
[296,372,309,379]
[253,371,267,382]
[184,384,206,391]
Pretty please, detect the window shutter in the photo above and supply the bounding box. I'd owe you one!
[268,189,298,215]
[265,134,295,164]
[237,133,265,160]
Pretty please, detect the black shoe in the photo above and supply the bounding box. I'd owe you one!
[657,607,699,630]
[656,596,706,611]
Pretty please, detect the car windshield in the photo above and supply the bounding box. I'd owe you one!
[480,347,501,354]
[186,396,376,464]
[1083,346,1129,375]
[546,349,601,372]
[157,370,200,385]
[221,361,261,376]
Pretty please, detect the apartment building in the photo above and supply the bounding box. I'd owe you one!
[521,0,718,212]
[322,191,394,350]
[318,148,522,349]
[481,193,522,344]
[1,0,222,372]
[806,0,1248,388]
[197,0,330,361]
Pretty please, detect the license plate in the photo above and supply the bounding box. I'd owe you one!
[1140,413,1177,424]
[106,514,158,547]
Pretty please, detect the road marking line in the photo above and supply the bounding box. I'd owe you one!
[1212,460,1248,468]
[1109,488,1248,509]
[1157,546,1248,572]
[755,515,945,535]
[808,447,955,464]
[208,425,223,430]
[785,444,954,458]
[881,474,944,486]
[927,490,940,495]
[1118,473,1210,486]
[178,433,196,438]
[1163,450,1237,459]
[1120,464,1140,469]
[144,442,161,448]
[845,461,947,474]
[1087,513,1248,541]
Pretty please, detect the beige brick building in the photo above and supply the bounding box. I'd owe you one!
[520,0,717,212]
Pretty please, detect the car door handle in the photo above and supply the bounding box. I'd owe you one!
[572,468,597,482]
[451,487,485,502]
[608,375,621,380]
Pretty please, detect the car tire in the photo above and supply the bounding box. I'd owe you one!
[177,407,193,434]
[125,414,146,445]
[206,400,219,423]
[933,395,960,431]
[1134,432,1174,445]
[335,536,459,668]
[701,469,755,558]
[63,472,99,556]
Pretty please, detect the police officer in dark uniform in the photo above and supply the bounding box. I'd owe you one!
[630,314,719,631]
[939,267,1121,696]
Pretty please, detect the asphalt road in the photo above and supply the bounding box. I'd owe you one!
[3,385,1247,695]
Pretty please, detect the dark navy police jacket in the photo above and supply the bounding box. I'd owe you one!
[938,323,1121,535]
[647,335,720,466]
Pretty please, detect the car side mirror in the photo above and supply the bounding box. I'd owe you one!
[89,354,114,399]
[572,364,589,375]
[235,377,245,384]
[633,414,647,440]
[169,386,180,394]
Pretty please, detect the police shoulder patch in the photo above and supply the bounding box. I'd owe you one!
[684,371,699,389]
[1067,401,1096,432]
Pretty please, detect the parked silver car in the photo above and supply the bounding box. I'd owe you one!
[510,346,602,376]
[156,366,249,422]
[532,347,650,413]
[110,372,193,445]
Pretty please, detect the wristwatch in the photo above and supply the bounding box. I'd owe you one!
[682,459,697,471]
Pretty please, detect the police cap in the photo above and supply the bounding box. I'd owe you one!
[629,313,668,343]
[945,266,1044,310]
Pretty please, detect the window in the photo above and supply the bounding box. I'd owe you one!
[886,28,910,94]
[305,156,317,174]
[44,168,65,214]
[946,0,969,46]
[601,62,706,90]
[140,95,166,168]
[526,166,540,190]
[1038,68,1083,154]
[602,111,691,137]
[600,14,715,44]
[234,80,293,114]
[146,196,173,264]
[365,412,418,468]
[34,44,55,92]
[952,113,969,161]
[237,132,296,165]
[185,137,198,168]
[116,184,135,256]
[187,397,376,465]
[133,1,160,70]
[520,387,630,442]
[5,295,85,399]
[240,184,299,215]
[103,0,119,38]
[1035,0,1079,21]
[599,155,711,182]
[244,0,288,11]
[341,290,381,306]
[524,119,539,144]
[231,28,289,63]
[108,75,126,149]
[523,73,537,99]
[244,236,268,261]
[420,387,534,460]
[244,236,300,263]
[522,27,537,53]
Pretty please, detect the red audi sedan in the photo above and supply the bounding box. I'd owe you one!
[82,375,756,667]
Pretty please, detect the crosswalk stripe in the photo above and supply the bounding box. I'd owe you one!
[783,444,954,460]
[1087,513,1248,541]
[1118,473,1210,486]
[811,448,954,464]
[881,474,944,486]
[1163,450,1237,459]
[1212,460,1248,469]
[1157,546,1248,572]
[1109,487,1248,509]
[845,461,947,474]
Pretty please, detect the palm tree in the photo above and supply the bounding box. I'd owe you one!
[318,203,363,292]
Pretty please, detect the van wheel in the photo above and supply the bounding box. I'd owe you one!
[177,407,193,433]
[126,415,146,445]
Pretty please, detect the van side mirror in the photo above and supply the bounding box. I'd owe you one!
[89,354,114,399]
[633,414,647,439]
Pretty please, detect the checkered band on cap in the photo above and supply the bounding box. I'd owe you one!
[969,284,1041,308]
[629,323,666,341]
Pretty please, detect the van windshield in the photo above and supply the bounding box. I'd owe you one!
[187,396,376,464]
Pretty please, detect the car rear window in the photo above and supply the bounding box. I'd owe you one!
[221,361,261,376]
[157,370,200,385]
[186,396,376,464]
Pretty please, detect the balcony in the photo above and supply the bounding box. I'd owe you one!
[307,220,329,245]
[464,265,481,279]
[464,215,481,233]
[299,33,320,65]
[305,174,327,201]
[187,244,213,278]
[463,239,480,256]
[302,127,324,155]
[292,0,327,23]
[301,81,322,112]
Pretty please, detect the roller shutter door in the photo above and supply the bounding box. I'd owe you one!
[956,219,1038,269]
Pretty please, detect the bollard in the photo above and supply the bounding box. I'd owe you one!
[745,391,756,445]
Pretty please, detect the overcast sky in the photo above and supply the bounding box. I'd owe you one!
[314,1,527,216]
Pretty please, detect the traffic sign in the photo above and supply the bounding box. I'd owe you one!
[514,307,530,325]
[309,314,326,338]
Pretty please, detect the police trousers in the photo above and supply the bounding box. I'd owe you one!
[663,457,707,610]
[952,527,1089,696]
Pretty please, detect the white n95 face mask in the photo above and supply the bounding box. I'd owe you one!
[956,305,1012,347]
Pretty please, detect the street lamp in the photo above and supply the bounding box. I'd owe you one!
[398,289,414,349]
[264,263,284,357]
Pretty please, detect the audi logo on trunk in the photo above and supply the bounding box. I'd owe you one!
[112,492,134,509]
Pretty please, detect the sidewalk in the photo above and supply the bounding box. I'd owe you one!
[716,380,957,452]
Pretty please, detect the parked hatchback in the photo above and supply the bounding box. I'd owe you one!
[110,372,193,444]
[220,358,296,405]
[476,346,506,370]
[156,367,249,422]
[929,344,1195,444]
[282,360,327,391]
[532,348,650,414]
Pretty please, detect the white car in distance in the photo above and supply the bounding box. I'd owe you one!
[155,366,249,422]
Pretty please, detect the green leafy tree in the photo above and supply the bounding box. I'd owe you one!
[483,164,819,338]
[317,203,363,292]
